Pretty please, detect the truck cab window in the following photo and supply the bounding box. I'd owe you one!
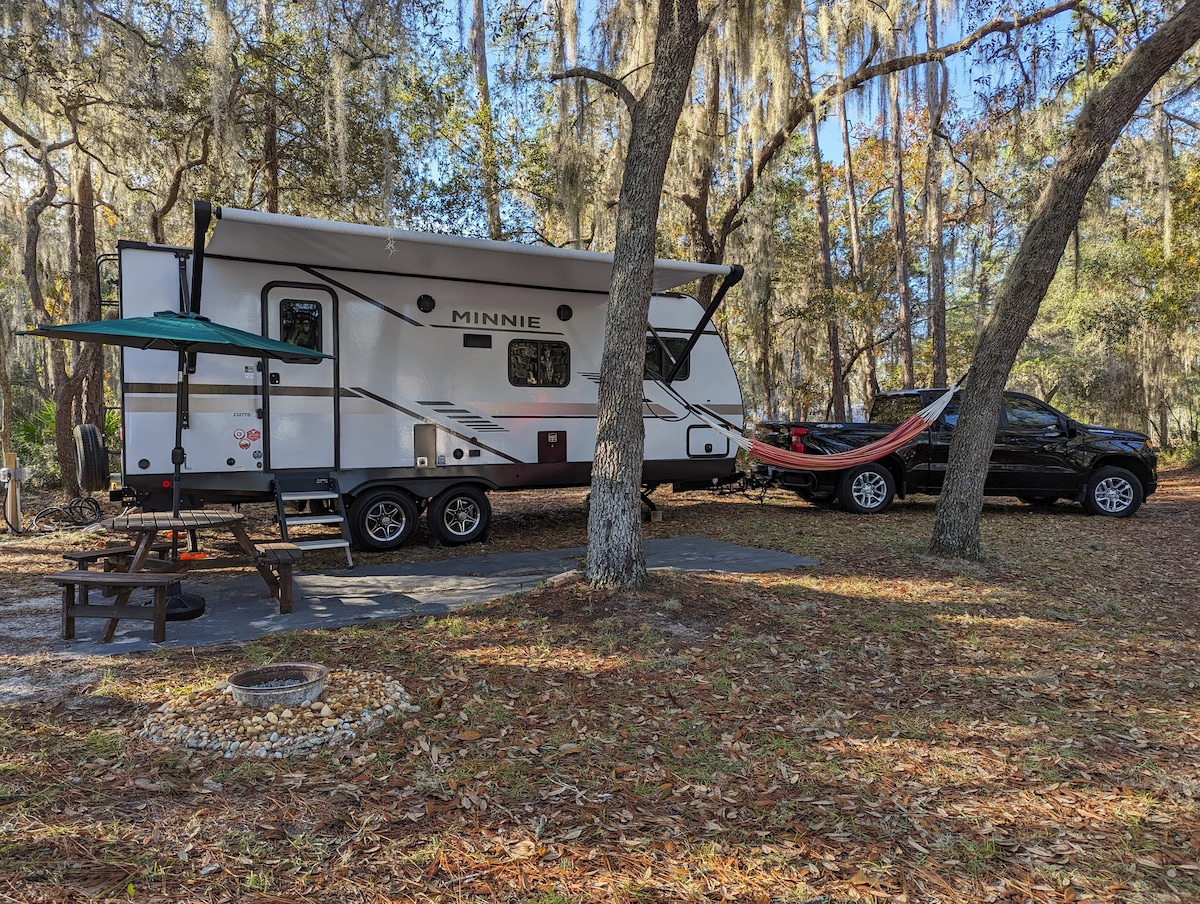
[509,339,570,387]
[281,300,322,351]
[645,336,690,380]
[1004,396,1059,429]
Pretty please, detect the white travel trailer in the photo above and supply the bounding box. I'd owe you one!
[107,203,745,550]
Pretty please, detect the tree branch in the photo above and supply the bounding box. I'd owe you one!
[713,0,1081,249]
[550,66,638,114]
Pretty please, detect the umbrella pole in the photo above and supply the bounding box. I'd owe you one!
[172,349,186,518]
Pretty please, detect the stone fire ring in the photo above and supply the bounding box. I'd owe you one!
[227,662,329,709]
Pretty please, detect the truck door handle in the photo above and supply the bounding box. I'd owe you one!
[269,373,280,385]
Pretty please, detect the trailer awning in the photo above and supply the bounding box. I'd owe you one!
[206,206,734,294]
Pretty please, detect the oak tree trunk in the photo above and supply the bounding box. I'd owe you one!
[585,0,706,589]
[930,0,1200,559]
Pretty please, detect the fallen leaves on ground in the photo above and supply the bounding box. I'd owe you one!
[0,473,1198,902]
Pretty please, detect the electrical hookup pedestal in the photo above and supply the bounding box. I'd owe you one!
[2,452,26,534]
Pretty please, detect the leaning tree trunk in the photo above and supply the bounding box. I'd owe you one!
[585,0,707,589]
[929,0,1200,560]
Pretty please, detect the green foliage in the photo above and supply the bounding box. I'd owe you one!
[13,402,60,488]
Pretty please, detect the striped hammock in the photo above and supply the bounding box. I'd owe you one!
[694,385,960,472]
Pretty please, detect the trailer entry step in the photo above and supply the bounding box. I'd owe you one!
[273,475,353,567]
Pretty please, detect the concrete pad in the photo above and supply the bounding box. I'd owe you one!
[55,536,817,656]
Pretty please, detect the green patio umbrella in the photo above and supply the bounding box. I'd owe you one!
[21,310,332,515]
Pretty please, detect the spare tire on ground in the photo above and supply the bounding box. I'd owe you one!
[74,424,108,493]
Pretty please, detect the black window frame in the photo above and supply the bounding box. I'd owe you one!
[1003,395,1061,430]
[280,299,323,352]
[644,336,691,381]
[508,339,571,387]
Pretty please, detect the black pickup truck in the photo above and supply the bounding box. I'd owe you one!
[754,389,1158,517]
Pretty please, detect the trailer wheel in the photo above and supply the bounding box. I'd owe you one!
[74,424,108,493]
[837,463,895,514]
[428,485,491,545]
[349,488,418,551]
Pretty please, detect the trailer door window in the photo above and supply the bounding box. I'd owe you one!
[509,339,570,387]
[280,300,322,352]
[645,337,690,381]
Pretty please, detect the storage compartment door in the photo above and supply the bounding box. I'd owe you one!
[686,424,729,458]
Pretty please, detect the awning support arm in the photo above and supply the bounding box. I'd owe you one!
[664,264,744,384]
[189,200,213,315]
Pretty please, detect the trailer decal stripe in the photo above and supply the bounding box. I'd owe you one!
[297,265,425,326]
[127,382,259,395]
[429,324,564,336]
[350,386,523,465]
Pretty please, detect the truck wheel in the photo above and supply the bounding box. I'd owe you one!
[349,488,418,550]
[837,463,895,514]
[428,485,491,545]
[1083,467,1143,518]
[74,424,108,493]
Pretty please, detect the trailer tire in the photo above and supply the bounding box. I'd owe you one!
[428,485,491,545]
[74,424,108,493]
[837,463,895,514]
[349,488,418,551]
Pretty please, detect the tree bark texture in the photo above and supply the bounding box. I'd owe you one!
[586,0,706,589]
[73,161,105,432]
[925,0,948,387]
[889,71,915,388]
[472,0,503,240]
[800,12,844,421]
[929,0,1200,560]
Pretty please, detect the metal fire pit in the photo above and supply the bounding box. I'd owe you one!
[227,663,329,709]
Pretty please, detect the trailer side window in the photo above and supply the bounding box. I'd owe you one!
[280,300,322,352]
[509,339,570,387]
[644,337,690,381]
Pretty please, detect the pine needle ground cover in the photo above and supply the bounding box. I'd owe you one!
[0,472,1197,903]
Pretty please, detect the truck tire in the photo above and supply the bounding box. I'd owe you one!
[837,463,895,514]
[1082,466,1143,518]
[349,488,418,550]
[428,485,491,545]
[74,424,108,493]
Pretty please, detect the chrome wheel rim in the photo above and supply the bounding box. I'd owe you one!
[365,500,408,543]
[441,497,481,537]
[852,472,889,510]
[1094,476,1134,514]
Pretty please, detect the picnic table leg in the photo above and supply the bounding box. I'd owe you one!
[102,530,162,643]
[228,521,282,600]
[152,583,167,643]
[61,582,76,639]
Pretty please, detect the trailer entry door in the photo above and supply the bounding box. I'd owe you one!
[263,284,337,470]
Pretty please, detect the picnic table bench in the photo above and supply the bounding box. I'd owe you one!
[50,570,181,644]
[54,511,305,643]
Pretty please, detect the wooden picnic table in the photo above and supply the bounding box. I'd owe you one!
[50,510,301,643]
